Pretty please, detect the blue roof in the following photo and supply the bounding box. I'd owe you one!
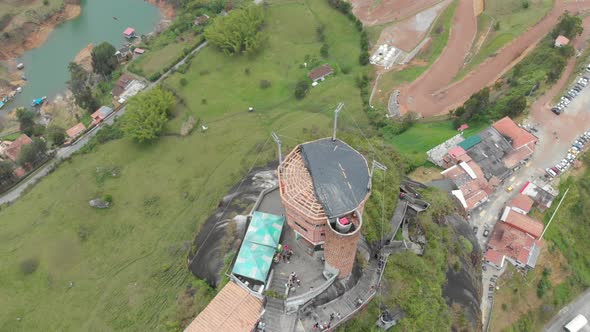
[97,106,114,117]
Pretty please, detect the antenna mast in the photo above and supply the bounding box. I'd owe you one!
[271,132,282,167]
[369,160,387,190]
[332,102,344,141]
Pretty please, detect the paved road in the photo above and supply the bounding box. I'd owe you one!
[544,289,590,332]
[0,41,209,205]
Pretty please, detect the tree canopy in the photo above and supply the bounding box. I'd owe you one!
[122,87,176,143]
[68,62,99,112]
[46,125,66,147]
[552,13,583,40]
[91,42,118,77]
[204,6,266,55]
[16,108,35,136]
[17,138,47,167]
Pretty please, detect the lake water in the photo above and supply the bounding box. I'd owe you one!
[9,0,160,110]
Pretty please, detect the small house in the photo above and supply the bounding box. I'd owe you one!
[4,134,32,162]
[111,74,134,98]
[308,64,334,83]
[91,106,114,125]
[115,46,133,62]
[66,123,86,140]
[134,48,145,55]
[194,14,210,26]
[555,35,570,48]
[123,27,136,39]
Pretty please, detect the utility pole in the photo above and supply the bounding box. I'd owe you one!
[271,132,282,167]
[368,160,387,190]
[332,102,344,142]
[540,187,570,239]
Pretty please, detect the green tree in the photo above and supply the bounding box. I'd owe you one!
[16,108,35,136]
[46,125,66,147]
[17,138,47,166]
[68,62,99,112]
[91,42,118,77]
[294,80,309,99]
[0,160,15,187]
[320,43,329,58]
[552,13,583,39]
[122,87,175,142]
[204,6,266,55]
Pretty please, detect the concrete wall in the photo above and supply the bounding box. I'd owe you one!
[284,271,338,314]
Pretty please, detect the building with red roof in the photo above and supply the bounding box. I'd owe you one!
[123,27,136,38]
[555,35,570,47]
[441,160,492,211]
[509,194,534,215]
[66,123,86,140]
[308,64,334,82]
[4,134,32,162]
[486,222,542,270]
[501,207,544,239]
[491,117,537,167]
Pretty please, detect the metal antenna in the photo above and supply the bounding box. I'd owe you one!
[369,160,387,190]
[271,132,282,166]
[332,102,344,141]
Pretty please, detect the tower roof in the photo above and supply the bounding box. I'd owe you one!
[299,138,371,217]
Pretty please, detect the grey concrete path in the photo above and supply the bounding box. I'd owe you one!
[0,41,209,205]
[544,289,590,332]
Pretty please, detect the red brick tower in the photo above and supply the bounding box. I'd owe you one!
[278,138,371,279]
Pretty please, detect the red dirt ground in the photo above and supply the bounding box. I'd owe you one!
[376,0,451,52]
[351,0,443,26]
[398,0,590,117]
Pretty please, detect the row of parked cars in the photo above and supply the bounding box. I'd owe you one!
[546,131,590,177]
[552,76,589,115]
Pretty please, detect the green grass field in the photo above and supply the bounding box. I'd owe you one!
[129,32,201,79]
[375,0,457,103]
[455,0,553,80]
[386,120,488,166]
[0,0,370,330]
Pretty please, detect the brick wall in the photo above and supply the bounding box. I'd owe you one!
[324,225,360,278]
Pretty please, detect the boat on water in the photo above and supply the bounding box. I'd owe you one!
[31,96,47,107]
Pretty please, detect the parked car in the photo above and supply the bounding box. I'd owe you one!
[546,168,557,177]
[483,229,490,237]
[551,166,561,175]
[552,108,561,115]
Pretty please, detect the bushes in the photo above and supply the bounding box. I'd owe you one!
[537,268,552,298]
[205,6,266,55]
[20,257,39,275]
[259,80,271,89]
[326,0,370,65]
[294,80,309,99]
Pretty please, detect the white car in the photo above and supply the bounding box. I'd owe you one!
[546,168,557,177]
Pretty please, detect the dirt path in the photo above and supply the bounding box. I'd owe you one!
[351,0,443,26]
[398,0,477,115]
[399,0,590,117]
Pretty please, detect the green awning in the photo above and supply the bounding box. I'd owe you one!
[232,211,284,283]
[457,134,482,150]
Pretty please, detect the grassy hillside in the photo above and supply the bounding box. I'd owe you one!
[0,0,375,330]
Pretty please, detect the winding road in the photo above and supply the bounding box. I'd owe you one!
[399,0,590,117]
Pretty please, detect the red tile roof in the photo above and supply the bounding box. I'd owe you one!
[488,222,536,265]
[492,117,537,149]
[503,208,544,239]
[308,64,334,81]
[184,281,263,332]
[484,249,504,266]
[555,35,570,46]
[66,123,86,139]
[112,74,134,97]
[448,146,466,158]
[123,27,135,36]
[457,124,469,131]
[5,134,32,162]
[510,194,534,214]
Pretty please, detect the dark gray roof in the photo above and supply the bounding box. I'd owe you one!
[300,138,370,218]
[427,179,457,192]
[466,127,512,180]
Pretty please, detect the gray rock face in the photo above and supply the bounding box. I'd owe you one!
[89,199,110,209]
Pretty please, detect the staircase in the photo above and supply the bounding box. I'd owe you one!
[262,272,297,332]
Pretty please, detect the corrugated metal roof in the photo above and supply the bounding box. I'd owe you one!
[457,134,481,150]
[300,138,371,217]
